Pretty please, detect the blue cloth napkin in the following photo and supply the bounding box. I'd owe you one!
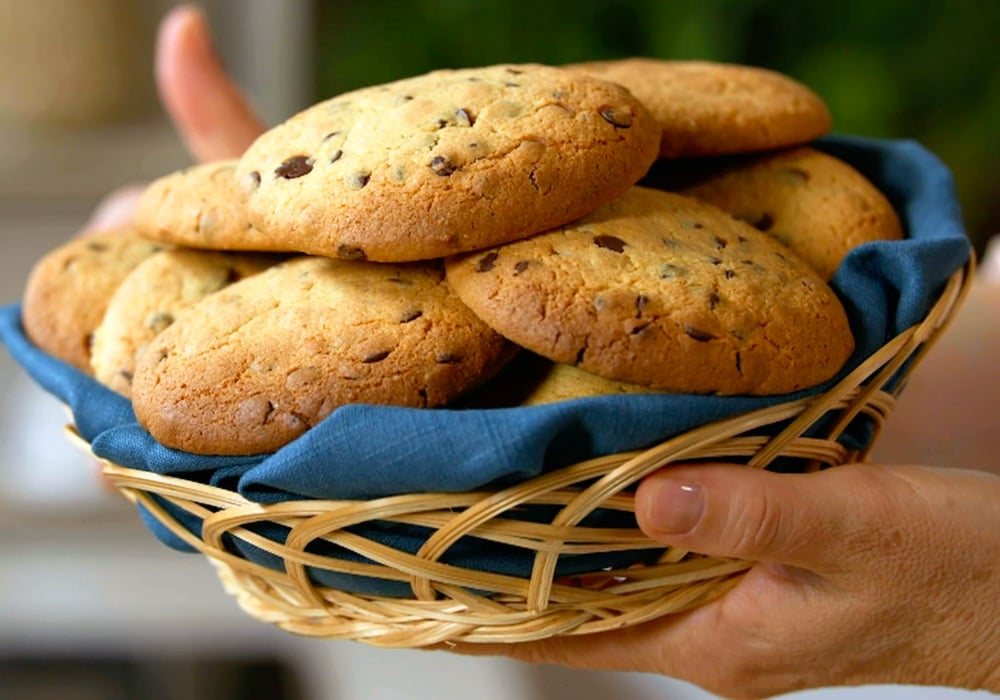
[0,135,971,596]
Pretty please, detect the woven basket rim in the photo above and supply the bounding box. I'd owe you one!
[61,258,974,647]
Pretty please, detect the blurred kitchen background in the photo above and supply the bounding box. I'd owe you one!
[0,1,996,698]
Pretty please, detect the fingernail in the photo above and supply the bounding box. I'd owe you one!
[643,480,705,535]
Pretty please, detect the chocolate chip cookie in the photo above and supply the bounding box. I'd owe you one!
[567,58,832,158]
[22,227,167,373]
[134,160,284,252]
[91,248,282,397]
[445,186,854,396]
[235,63,660,262]
[464,351,656,407]
[130,256,514,455]
[674,146,905,280]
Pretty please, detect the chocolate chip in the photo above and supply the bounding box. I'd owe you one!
[430,155,457,176]
[598,105,633,128]
[321,130,342,143]
[724,268,736,279]
[348,172,371,189]
[708,292,720,310]
[506,68,523,75]
[707,256,722,265]
[513,260,530,274]
[242,171,261,192]
[400,309,423,323]
[748,213,775,231]
[329,149,343,164]
[456,108,474,126]
[145,311,174,332]
[636,295,650,313]
[594,235,626,253]
[436,352,461,364]
[714,236,728,249]
[630,322,650,335]
[362,350,391,363]
[684,325,715,342]
[476,251,498,272]
[275,155,313,179]
[659,263,687,279]
[574,346,586,365]
[736,351,743,374]
[337,244,366,260]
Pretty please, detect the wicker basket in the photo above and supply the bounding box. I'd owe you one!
[62,258,973,649]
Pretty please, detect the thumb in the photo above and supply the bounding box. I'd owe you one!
[634,463,883,570]
[155,4,266,162]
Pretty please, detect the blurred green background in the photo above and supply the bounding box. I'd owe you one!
[314,0,1000,251]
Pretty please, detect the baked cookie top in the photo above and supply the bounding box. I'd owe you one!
[130,256,514,455]
[235,63,660,262]
[91,248,281,397]
[22,227,166,373]
[134,160,283,252]
[567,58,832,158]
[445,186,855,396]
[674,146,905,280]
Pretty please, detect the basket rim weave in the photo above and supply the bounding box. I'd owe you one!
[69,258,973,648]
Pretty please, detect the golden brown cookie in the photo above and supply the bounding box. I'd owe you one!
[567,58,832,158]
[235,63,660,262]
[22,227,167,373]
[91,249,282,397]
[445,187,854,396]
[673,146,905,280]
[131,256,514,455]
[463,351,655,407]
[133,160,285,252]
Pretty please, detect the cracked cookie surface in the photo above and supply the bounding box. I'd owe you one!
[235,63,660,262]
[91,248,282,397]
[130,256,514,455]
[567,58,831,158]
[670,146,904,280]
[22,227,167,373]
[445,186,854,396]
[134,160,282,251]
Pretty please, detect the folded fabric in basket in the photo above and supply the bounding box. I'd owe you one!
[0,135,971,596]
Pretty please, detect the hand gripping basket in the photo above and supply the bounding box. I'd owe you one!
[1,136,975,648]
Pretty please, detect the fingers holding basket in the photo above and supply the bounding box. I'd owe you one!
[634,463,897,572]
[444,464,1000,697]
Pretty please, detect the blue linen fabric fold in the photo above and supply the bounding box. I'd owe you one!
[0,135,971,596]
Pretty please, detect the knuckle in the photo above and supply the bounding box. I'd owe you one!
[727,483,786,558]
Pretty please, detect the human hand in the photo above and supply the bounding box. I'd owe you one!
[81,3,265,235]
[448,462,1000,699]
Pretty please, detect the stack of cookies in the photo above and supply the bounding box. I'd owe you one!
[21,60,904,457]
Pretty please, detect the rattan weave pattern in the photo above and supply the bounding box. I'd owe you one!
[70,261,972,647]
